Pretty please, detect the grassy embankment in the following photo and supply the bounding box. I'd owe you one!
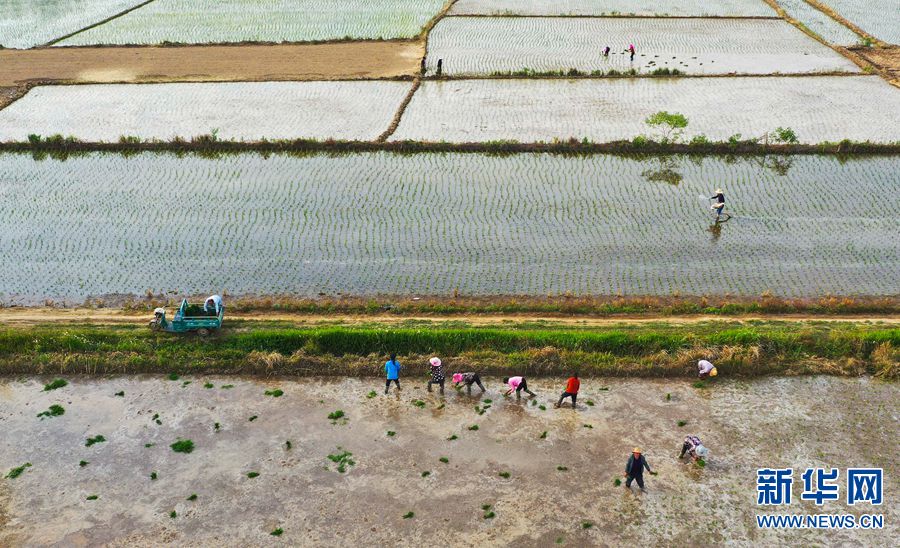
[0,321,896,379]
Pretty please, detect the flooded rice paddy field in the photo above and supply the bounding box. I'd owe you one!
[0,0,145,49]
[0,152,897,302]
[774,0,863,45]
[425,18,858,76]
[815,0,900,44]
[391,77,900,144]
[1,376,896,546]
[448,0,778,17]
[0,81,412,143]
[56,0,447,46]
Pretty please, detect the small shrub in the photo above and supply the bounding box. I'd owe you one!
[85,435,106,447]
[689,135,710,146]
[645,111,689,143]
[770,127,798,144]
[37,404,65,418]
[171,439,194,454]
[43,378,68,391]
[6,463,31,479]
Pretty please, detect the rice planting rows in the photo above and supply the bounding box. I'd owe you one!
[391,77,900,143]
[817,0,900,44]
[448,0,777,17]
[425,18,858,76]
[773,0,862,45]
[0,0,145,49]
[0,152,896,302]
[0,82,411,143]
[56,0,447,46]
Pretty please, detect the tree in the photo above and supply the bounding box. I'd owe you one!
[644,111,689,143]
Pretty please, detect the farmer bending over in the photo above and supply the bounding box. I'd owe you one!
[697,359,717,379]
[503,376,536,398]
[452,372,486,394]
[384,354,401,394]
[555,373,580,408]
[427,357,446,394]
[679,435,710,462]
[625,447,655,490]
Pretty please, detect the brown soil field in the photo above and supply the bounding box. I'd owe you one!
[1,376,896,545]
[0,41,423,87]
[849,46,900,85]
[0,307,897,327]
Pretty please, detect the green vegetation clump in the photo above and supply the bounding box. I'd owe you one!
[247,472,259,478]
[150,472,158,480]
[585,400,595,406]
[187,494,198,501]
[447,434,458,441]
[439,457,449,464]
[421,471,431,477]
[366,390,377,398]
[540,431,548,439]
[582,521,593,529]
[264,389,284,397]
[271,528,283,536]
[221,384,234,389]
[204,383,213,389]
[6,463,31,479]
[412,400,426,408]
[79,460,89,467]
[677,420,687,427]
[167,373,180,381]
[327,448,355,473]
[170,439,194,454]
[85,435,106,447]
[484,511,496,519]
[557,466,568,471]
[114,391,125,397]
[86,495,98,500]
[37,404,65,418]
[614,478,622,486]
[170,510,177,519]
[43,378,67,391]
[468,425,479,431]
[498,472,510,479]
[249,415,258,421]
[328,410,345,420]
[387,431,396,437]
[402,511,414,519]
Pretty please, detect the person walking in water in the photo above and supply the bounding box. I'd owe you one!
[555,373,580,408]
[384,354,401,394]
[503,376,536,398]
[710,188,725,221]
[628,43,636,62]
[603,45,611,58]
[624,447,654,490]
[427,357,445,394]
[452,371,486,394]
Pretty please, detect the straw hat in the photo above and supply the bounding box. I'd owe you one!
[429,357,442,367]
[710,367,718,377]
[715,188,722,194]
[633,447,641,454]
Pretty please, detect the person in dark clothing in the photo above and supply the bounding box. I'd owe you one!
[603,46,611,57]
[502,376,536,398]
[710,188,725,221]
[624,447,653,490]
[427,357,445,394]
[452,372,486,394]
[436,58,443,77]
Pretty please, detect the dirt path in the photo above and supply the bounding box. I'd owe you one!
[0,41,423,87]
[849,46,900,86]
[0,307,895,327]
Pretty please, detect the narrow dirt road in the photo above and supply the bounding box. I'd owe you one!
[0,308,895,327]
[0,41,423,87]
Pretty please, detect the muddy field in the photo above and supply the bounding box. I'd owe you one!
[1,375,896,545]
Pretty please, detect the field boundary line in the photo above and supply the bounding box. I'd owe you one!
[43,0,159,47]
[377,78,421,142]
[422,71,870,81]
[445,14,784,20]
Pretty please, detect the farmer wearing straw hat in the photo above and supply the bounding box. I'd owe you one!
[427,357,446,394]
[697,359,718,379]
[679,435,710,463]
[710,188,725,221]
[624,447,655,490]
[452,371,486,394]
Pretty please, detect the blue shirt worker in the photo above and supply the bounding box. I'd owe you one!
[385,354,401,394]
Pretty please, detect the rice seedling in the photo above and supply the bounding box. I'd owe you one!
[114,391,125,397]
[614,478,622,486]
[145,443,154,448]
[187,494,198,501]
[285,440,292,450]
[585,400,594,406]
[79,460,89,467]
[421,471,431,477]
[693,381,708,389]
[150,472,158,480]
[170,439,194,454]
[481,504,491,511]
[85,435,106,447]
[366,391,377,398]
[447,434,458,441]
[264,389,284,397]
[170,510,177,519]
[677,420,687,427]
[167,373,180,381]
[86,495,99,500]
[539,405,546,411]
[582,424,593,429]
[182,381,191,387]
[582,521,593,529]
[214,423,221,431]
[327,448,355,473]
[557,466,568,471]
[248,415,258,422]
[152,414,161,425]
[247,472,259,478]
[271,528,283,536]
[439,457,449,463]
[387,431,396,437]
[498,472,510,479]
[666,393,671,401]
[468,425,479,431]
[221,385,234,389]
[37,404,65,418]
[43,378,67,391]
[402,511,414,519]
[540,431,548,439]
[204,383,214,389]
[412,400,426,408]
[6,463,31,479]
[484,511,495,519]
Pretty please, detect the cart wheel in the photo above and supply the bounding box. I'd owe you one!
[197,328,210,337]
[149,319,160,331]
